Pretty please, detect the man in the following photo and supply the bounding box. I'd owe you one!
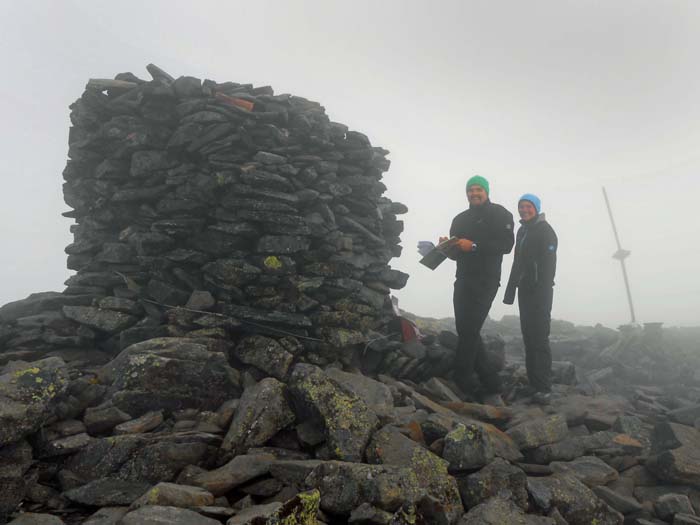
[503,194,558,404]
[442,175,514,400]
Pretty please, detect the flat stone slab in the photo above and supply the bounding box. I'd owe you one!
[120,505,220,525]
[63,479,151,506]
[550,455,619,487]
[192,454,275,497]
[507,414,569,450]
[131,482,214,509]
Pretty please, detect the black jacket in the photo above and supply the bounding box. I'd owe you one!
[449,200,515,285]
[503,213,558,304]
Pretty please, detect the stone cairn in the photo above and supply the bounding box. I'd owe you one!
[59,63,408,357]
[1,65,699,525]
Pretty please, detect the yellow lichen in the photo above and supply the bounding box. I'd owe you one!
[264,256,283,269]
[147,487,160,504]
[14,367,41,378]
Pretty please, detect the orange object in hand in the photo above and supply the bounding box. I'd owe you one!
[456,239,475,252]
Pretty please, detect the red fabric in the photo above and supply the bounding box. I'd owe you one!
[400,318,419,342]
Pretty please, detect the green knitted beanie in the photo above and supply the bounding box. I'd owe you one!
[466,175,490,195]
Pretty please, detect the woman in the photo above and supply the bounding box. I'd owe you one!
[504,194,558,404]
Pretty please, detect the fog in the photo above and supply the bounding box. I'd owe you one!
[1,0,699,326]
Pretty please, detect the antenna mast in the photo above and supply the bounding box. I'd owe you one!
[602,187,636,324]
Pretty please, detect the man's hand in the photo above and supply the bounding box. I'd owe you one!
[456,239,475,252]
[438,236,449,244]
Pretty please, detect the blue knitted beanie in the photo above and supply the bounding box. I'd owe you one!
[519,193,541,213]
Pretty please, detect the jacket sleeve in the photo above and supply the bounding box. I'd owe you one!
[445,216,460,260]
[534,224,557,288]
[478,207,515,256]
[503,259,518,304]
[503,226,521,304]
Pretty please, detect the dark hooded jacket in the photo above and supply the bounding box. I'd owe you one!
[449,200,515,285]
[503,213,558,304]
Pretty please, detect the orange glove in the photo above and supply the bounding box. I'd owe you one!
[456,238,475,252]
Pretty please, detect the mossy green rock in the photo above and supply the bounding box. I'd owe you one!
[0,357,68,446]
[222,377,295,454]
[443,423,495,470]
[102,338,241,417]
[367,425,463,523]
[458,458,528,510]
[507,415,569,451]
[67,432,217,484]
[289,364,378,462]
[527,474,624,525]
[228,489,320,524]
[306,461,422,515]
[460,497,556,525]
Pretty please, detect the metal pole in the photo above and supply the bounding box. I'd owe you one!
[619,259,637,324]
[602,187,622,250]
[602,187,637,324]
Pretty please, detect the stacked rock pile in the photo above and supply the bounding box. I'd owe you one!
[56,63,409,356]
[3,331,700,524]
[3,64,700,524]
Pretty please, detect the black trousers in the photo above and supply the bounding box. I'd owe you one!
[518,286,553,393]
[453,279,501,394]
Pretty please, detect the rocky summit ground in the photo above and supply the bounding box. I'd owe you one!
[2,64,700,525]
[2,291,700,525]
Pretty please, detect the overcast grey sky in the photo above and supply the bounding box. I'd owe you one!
[1,0,699,327]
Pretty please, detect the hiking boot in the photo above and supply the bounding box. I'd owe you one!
[531,391,552,405]
[511,385,536,400]
[481,393,505,407]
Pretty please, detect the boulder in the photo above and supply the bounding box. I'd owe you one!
[62,305,137,334]
[326,368,395,417]
[226,502,282,524]
[648,445,700,486]
[349,502,393,524]
[227,490,319,525]
[366,425,463,523]
[507,415,568,451]
[0,292,88,323]
[288,363,379,462]
[591,486,642,514]
[130,482,215,509]
[458,497,555,525]
[192,453,276,496]
[549,456,619,487]
[232,336,294,380]
[654,494,696,522]
[83,404,132,434]
[443,422,522,471]
[101,338,241,417]
[115,411,164,435]
[63,479,151,506]
[306,461,422,515]
[120,505,220,525]
[0,440,33,521]
[0,357,69,446]
[527,474,624,525]
[67,432,219,484]
[82,507,130,524]
[222,377,295,454]
[458,458,528,510]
